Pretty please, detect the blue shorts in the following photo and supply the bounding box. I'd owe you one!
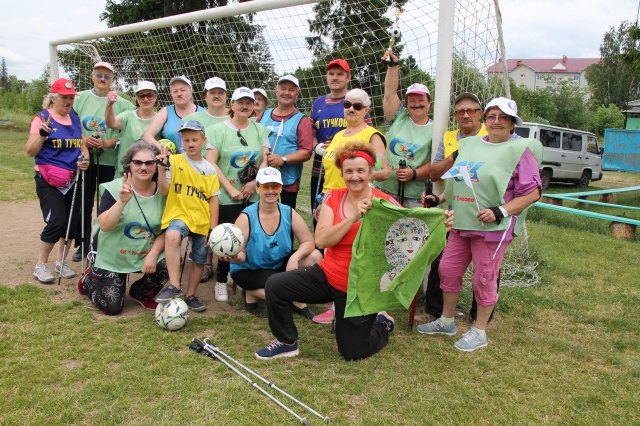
[165,219,208,265]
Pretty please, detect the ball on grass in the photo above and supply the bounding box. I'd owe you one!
[155,298,189,330]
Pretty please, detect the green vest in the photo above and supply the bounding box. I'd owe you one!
[210,120,270,205]
[185,111,227,157]
[94,178,166,273]
[375,109,433,200]
[444,136,543,234]
[115,110,158,174]
[345,199,446,317]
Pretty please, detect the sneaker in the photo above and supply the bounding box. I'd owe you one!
[129,288,158,310]
[416,318,457,336]
[200,264,214,283]
[243,289,261,315]
[255,340,299,360]
[312,305,335,324]
[215,282,228,302]
[71,246,88,262]
[292,305,315,320]
[154,284,184,303]
[33,263,55,284]
[185,295,206,312]
[55,260,76,279]
[376,311,395,333]
[454,328,488,352]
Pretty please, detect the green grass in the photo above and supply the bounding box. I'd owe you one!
[0,123,38,201]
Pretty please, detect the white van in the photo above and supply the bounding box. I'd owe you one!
[514,122,603,190]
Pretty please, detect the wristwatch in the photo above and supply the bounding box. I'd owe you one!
[282,156,288,164]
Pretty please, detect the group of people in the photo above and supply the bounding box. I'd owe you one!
[26,50,542,358]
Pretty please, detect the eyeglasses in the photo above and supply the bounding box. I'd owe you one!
[237,130,248,146]
[454,108,481,118]
[137,92,156,99]
[131,159,156,167]
[93,73,112,81]
[258,183,282,190]
[485,114,512,124]
[343,101,365,111]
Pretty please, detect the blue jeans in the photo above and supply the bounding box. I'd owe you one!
[165,219,208,265]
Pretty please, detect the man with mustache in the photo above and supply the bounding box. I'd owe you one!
[72,62,135,263]
[256,75,313,209]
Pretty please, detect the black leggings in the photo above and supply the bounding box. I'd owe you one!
[35,173,80,244]
[265,264,389,361]
[230,253,291,291]
[82,259,169,315]
[216,203,251,282]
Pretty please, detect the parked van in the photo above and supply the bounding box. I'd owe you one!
[514,122,603,190]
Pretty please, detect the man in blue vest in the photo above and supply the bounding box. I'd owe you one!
[257,75,313,209]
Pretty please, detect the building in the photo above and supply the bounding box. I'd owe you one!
[622,100,640,130]
[487,57,600,91]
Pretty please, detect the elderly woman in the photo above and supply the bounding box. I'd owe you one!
[252,88,270,116]
[225,167,322,316]
[105,81,159,175]
[206,87,270,303]
[80,141,168,315]
[26,78,90,283]
[418,97,542,352]
[255,141,400,361]
[143,76,204,153]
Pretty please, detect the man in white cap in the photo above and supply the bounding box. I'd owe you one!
[72,61,135,262]
[252,88,270,116]
[186,76,229,132]
[256,74,313,209]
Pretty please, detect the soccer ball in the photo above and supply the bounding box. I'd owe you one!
[158,138,176,155]
[155,298,189,330]
[209,223,244,257]
[388,25,401,38]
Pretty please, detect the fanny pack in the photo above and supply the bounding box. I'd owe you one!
[38,164,75,188]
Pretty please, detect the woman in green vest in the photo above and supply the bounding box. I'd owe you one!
[418,97,543,352]
[79,141,168,315]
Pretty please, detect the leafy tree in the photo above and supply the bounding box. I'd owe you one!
[0,57,9,91]
[589,103,625,135]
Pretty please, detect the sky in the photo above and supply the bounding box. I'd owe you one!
[0,0,638,82]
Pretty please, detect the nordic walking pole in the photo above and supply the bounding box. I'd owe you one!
[58,160,82,286]
[192,339,312,426]
[201,338,332,423]
[81,168,86,274]
[397,159,406,206]
[309,163,324,230]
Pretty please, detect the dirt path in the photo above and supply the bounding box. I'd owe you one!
[0,199,244,318]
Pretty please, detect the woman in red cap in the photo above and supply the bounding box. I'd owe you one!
[25,78,90,283]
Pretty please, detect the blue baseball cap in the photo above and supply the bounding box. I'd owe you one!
[178,120,205,134]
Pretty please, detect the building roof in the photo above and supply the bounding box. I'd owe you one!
[487,58,600,73]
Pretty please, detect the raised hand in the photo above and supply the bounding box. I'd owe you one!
[107,91,118,105]
[39,113,52,137]
[119,172,134,203]
[155,144,170,168]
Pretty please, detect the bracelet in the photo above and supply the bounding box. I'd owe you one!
[39,128,50,137]
[452,150,459,162]
[498,205,509,218]
[411,168,417,181]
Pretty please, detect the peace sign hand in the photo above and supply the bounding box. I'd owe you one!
[119,172,134,204]
[39,113,52,137]
[155,145,170,168]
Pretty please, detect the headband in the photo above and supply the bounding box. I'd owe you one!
[339,150,375,168]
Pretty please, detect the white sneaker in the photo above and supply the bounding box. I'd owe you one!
[55,260,76,279]
[215,282,228,302]
[33,263,55,284]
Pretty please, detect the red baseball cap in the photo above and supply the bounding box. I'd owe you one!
[50,78,78,96]
[326,59,350,73]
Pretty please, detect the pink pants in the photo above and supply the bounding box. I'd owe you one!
[439,230,510,306]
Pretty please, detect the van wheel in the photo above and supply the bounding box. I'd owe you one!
[577,170,590,188]
[540,169,551,190]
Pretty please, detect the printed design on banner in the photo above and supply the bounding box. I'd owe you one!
[380,217,429,292]
[453,161,484,182]
[389,137,417,160]
[230,151,259,169]
[82,116,106,134]
[124,222,160,240]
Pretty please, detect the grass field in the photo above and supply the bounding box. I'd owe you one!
[1,116,639,425]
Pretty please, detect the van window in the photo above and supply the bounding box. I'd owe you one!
[587,136,599,154]
[514,127,530,138]
[562,133,582,151]
[540,129,560,148]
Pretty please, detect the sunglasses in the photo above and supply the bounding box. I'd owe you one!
[131,159,156,167]
[137,92,156,99]
[454,108,481,117]
[485,114,512,124]
[258,183,282,190]
[93,73,112,81]
[343,101,365,111]
[237,130,248,146]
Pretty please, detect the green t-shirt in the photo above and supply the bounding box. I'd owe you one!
[74,90,135,167]
[210,120,270,205]
[115,110,159,174]
[375,109,433,200]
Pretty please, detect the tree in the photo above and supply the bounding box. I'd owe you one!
[589,104,625,135]
[0,57,9,91]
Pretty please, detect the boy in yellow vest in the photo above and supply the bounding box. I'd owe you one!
[154,120,220,312]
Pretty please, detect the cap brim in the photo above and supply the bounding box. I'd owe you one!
[257,177,283,185]
[495,106,523,126]
[178,127,204,133]
[406,91,428,96]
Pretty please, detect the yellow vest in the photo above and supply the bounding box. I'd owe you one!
[161,154,220,235]
[443,124,488,158]
[321,126,384,193]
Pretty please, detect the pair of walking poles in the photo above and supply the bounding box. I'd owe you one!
[190,338,331,425]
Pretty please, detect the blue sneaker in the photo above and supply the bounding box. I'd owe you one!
[255,340,299,360]
[154,284,183,303]
[416,318,457,336]
[454,328,488,352]
[376,311,395,332]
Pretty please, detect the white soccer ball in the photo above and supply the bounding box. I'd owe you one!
[155,298,189,330]
[388,25,401,38]
[209,223,245,257]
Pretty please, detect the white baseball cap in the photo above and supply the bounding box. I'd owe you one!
[169,76,192,90]
[252,88,271,106]
[405,83,430,97]
[256,167,283,185]
[204,77,226,91]
[484,97,523,126]
[134,81,157,93]
[231,87,255,101]
[277,74,300,89]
